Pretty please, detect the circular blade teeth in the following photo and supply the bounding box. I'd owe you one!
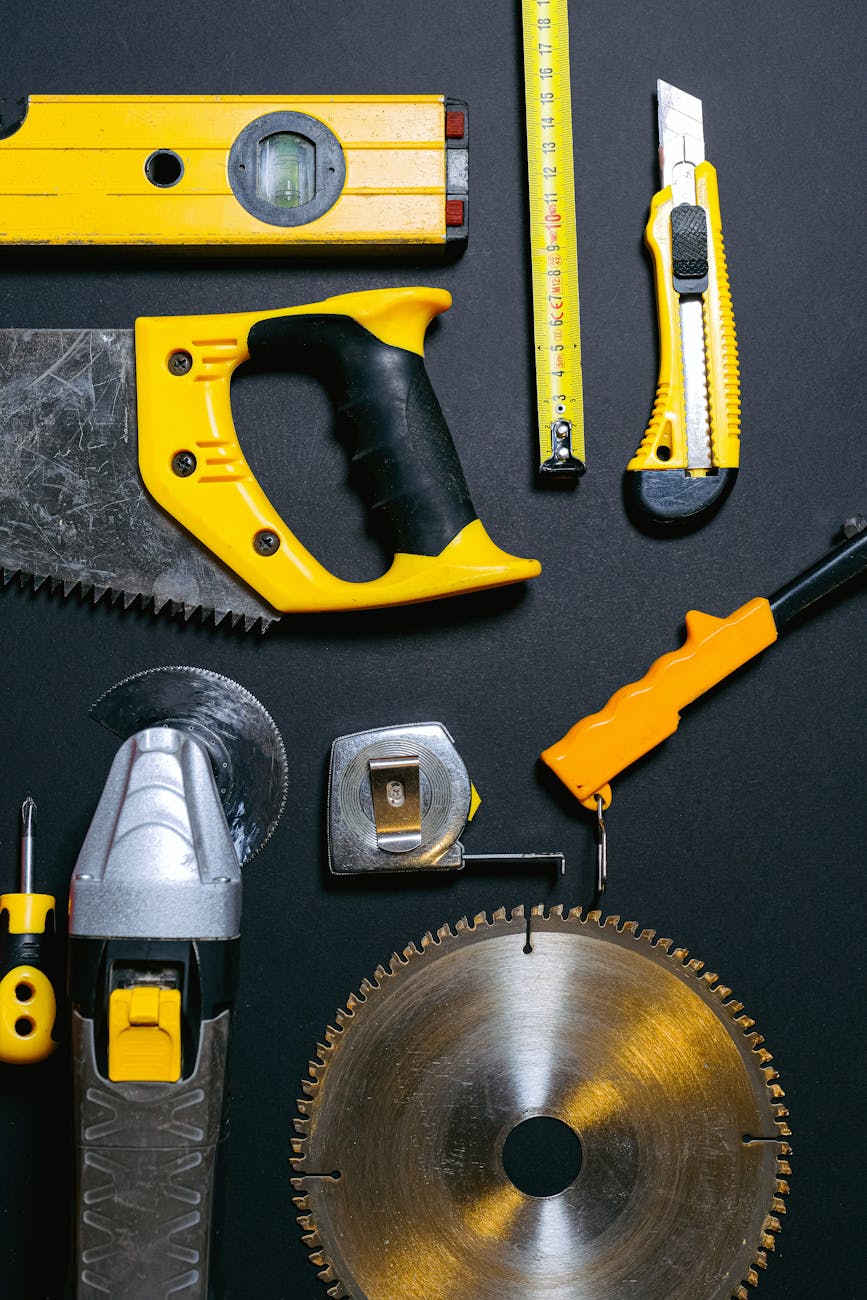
[90,664,287,864]
[293,906,790,1300]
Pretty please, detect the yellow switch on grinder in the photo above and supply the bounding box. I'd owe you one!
[0,94,468,252]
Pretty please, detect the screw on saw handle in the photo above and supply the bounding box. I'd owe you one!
[135,287,540,613]
[625,161,740,532]
[540,598,779,808]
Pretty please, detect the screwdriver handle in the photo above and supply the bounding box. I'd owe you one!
[0,891,58,1064]
[626,161,741,529]
[541,597,778,808]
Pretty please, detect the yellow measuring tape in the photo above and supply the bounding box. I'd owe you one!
[521,0,585,476]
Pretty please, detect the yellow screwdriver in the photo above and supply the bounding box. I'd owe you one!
[0,798,58,1063]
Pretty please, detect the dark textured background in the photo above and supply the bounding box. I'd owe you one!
[0,2,865,1296]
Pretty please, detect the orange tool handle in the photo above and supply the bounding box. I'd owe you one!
[541,597,779,808]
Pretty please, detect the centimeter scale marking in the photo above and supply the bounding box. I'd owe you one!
[522,0,586,477]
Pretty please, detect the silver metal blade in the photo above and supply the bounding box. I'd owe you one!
[90,666,288,864]
[658,79,705,202]
[0,328,278,631]
[292,906,790,1299]
[679,296,713,468]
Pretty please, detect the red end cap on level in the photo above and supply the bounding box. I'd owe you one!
[445,111,465,140]
[445,199,465,227]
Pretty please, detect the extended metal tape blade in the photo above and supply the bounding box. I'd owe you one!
[292,907,790,1299]
[90,666,288,864]
[0,328,278,631]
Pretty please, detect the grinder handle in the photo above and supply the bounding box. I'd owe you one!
[70,1006,231,1299]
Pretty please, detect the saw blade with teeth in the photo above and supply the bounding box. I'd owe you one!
[0,327,278,632]
[90,664,289,864]
[292,906,790,1300]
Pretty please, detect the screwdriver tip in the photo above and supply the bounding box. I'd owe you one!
[19,797,36,894]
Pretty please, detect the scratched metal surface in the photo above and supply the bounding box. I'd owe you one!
[0,328,275,628]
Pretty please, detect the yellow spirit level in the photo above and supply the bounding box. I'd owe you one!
[0,94,468,252]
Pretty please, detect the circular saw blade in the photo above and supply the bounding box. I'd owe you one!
[292,906,790,1300]
[90,665,288,864]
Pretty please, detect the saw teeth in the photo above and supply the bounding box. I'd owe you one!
[293,909,792,1299]
[4,566,277,632]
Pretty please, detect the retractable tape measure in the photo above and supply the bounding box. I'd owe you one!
[0,94,468,253]
[521,0,586,476]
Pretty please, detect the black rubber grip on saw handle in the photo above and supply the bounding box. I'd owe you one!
[247,314,477,557]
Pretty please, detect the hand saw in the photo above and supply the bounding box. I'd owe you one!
[0,287,540,630]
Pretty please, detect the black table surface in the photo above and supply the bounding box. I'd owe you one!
[1,2,865,1297]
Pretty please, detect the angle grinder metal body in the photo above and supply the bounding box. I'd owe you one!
[67,668,287,1299]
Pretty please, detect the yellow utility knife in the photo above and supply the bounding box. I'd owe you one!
[626,81,740,531]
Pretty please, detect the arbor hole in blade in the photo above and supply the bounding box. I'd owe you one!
[501,1116,583,1197]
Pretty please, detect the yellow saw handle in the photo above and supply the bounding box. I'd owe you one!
[136,286,540,613]
[541,597,778,808]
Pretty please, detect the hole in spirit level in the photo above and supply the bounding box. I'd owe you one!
[144,149,184,188]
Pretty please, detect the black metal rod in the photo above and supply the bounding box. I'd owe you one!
[769,525,867,631]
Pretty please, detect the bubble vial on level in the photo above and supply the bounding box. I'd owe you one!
[256,133,316,209]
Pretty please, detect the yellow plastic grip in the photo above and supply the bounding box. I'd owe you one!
[628,161,740,472]
[0,965,57,1064]
[0,891,54,933]
[541,597,779,808]
[135,286,541,613]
